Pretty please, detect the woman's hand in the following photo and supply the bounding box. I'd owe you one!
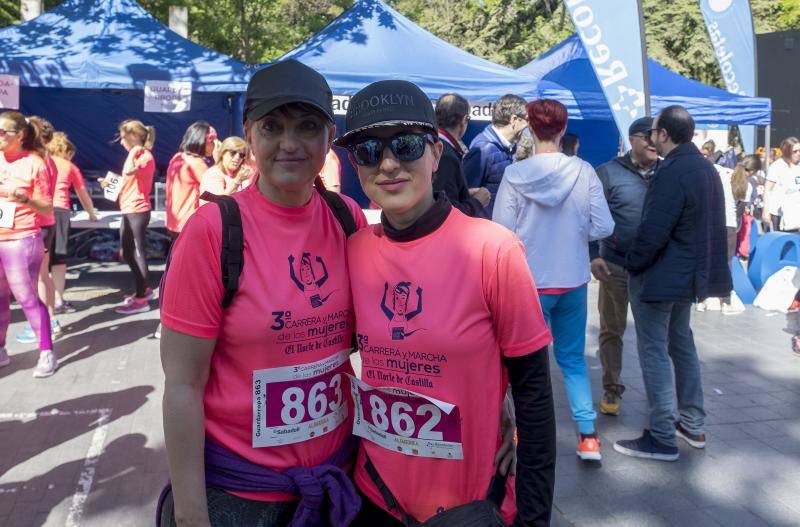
[98,177,109,189]
[494,390,517,476]
[9,188,30,204]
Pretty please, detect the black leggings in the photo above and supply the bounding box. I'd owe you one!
[120,211,150,297]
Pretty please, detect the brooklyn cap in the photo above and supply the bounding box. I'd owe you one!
[244,60,334,124]
[334,80,436,147]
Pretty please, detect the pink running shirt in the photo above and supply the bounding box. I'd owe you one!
[51,156,86,211]
[161,182,368,501]
[0,152,50,241]
[118,147,155,214]
[165,152,209,232]
[37,155,57,227]
[347,208,552,522]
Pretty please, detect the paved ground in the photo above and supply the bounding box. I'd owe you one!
[0,262,798,527]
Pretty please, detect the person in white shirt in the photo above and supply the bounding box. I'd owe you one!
[764,137,800,231]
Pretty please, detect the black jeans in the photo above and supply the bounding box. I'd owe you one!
[160,486,297,527]
[120,211,150,297]
[350,489,403,527]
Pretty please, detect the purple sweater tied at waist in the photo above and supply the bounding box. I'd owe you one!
[156,435,360,527]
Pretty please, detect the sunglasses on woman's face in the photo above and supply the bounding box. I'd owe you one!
[347,132,436,167]
[0,129,19,138]
[227,151,247,159]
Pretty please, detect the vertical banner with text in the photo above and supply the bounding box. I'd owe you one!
[699,0,757,153]
[0,74,20,110]
[564,0,650,151]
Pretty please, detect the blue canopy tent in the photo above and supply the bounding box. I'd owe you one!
[277,0,562,203]
[518,34,773,165]
[0,0,250,174]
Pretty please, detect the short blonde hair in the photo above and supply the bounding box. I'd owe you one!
[214,136,248,165]
[47,132,76,159]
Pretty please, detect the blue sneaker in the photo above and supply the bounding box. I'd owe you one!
[16,324,36,344]
[613,429,679,461]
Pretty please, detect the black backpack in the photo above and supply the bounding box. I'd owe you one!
[194,177,357,309]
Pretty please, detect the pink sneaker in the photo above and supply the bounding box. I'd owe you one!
[115,298,150,315]
[123,288,154,305]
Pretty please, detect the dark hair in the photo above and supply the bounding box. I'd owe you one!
[561,132,579,156]
[780,136,800,162]
[492,94,527,126]
[656,105,694,144]
[731,155,760,201]
[0,111,47,154]
[180,121,212,156]
[526,99,568,142]
[435,93,470,130]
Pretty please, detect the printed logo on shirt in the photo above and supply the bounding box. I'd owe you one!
[289,252,336,308]
[381,281,425,340]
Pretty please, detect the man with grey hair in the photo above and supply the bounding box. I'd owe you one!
[433,93,490,217]
[463,94,528,216]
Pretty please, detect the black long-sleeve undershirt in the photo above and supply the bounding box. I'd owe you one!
[504,347,556,527]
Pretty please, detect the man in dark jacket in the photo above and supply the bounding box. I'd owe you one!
[433,93,490,216]
[589,117,658,417]
[463,94,528,216]
[614,105,731,462]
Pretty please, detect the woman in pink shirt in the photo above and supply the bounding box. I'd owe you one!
[0,111,55,377]
[337,81,556,526]
[199,136,253,201]
[165,121,215,237]
[100,120,156,315]
[47,132,97,313]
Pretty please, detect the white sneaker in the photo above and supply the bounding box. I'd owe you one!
[695,302,707,312]
[0,348,9,368]
[721,303,745,315]
[704,297,722,311]
[33,350,57,378]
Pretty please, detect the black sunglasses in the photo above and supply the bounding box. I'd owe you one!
[348,132,436,167]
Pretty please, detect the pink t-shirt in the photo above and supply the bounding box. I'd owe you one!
[119,147,155,214]
[347,208,552,522]
[0,151,50,241]
[52,156,86,211]
[160,183,368,501]
[37,155,57,227]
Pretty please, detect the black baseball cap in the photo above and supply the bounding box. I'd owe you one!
[334,80,437,147]
[628,116,653,136]
[244,60,334,124]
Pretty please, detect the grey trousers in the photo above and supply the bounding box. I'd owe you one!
[160,487,297,527]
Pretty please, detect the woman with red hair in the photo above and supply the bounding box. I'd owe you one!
[493,98,614,462]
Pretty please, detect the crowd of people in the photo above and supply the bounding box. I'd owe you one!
[1,56,798,526]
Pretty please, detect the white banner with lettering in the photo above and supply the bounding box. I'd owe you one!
[564,0,650,150]
[0,74,20,110]
[334,95,495,122]
[144,80,192,113]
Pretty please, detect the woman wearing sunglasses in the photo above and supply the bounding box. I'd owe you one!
[336,81,556,527]
[200,136,253,199]
[0,111,55,377]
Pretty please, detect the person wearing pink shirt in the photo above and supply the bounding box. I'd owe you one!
[158,60,367,527]
[0,111,55,377]
[165,121,215,237]
[100,119,156,315]
[199,136,253,201]
[336,81,556,527]
[47,132,97,313]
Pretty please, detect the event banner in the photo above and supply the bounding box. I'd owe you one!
[0,74,20,110]
[699,0,757,153]
[144,80,192,113]
[563,0,650,150]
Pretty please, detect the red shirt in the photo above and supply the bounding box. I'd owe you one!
[165,152,209,232]
[52,156,86,211]
[118,147,155,214]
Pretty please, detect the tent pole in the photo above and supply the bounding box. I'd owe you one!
[764,125,771,173]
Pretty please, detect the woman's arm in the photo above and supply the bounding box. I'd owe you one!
[763,180,777,224]
[161,327,216,527]
[10,189,53,216]
[74,187,98,221]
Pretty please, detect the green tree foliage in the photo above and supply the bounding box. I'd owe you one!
[2,0,799,88]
